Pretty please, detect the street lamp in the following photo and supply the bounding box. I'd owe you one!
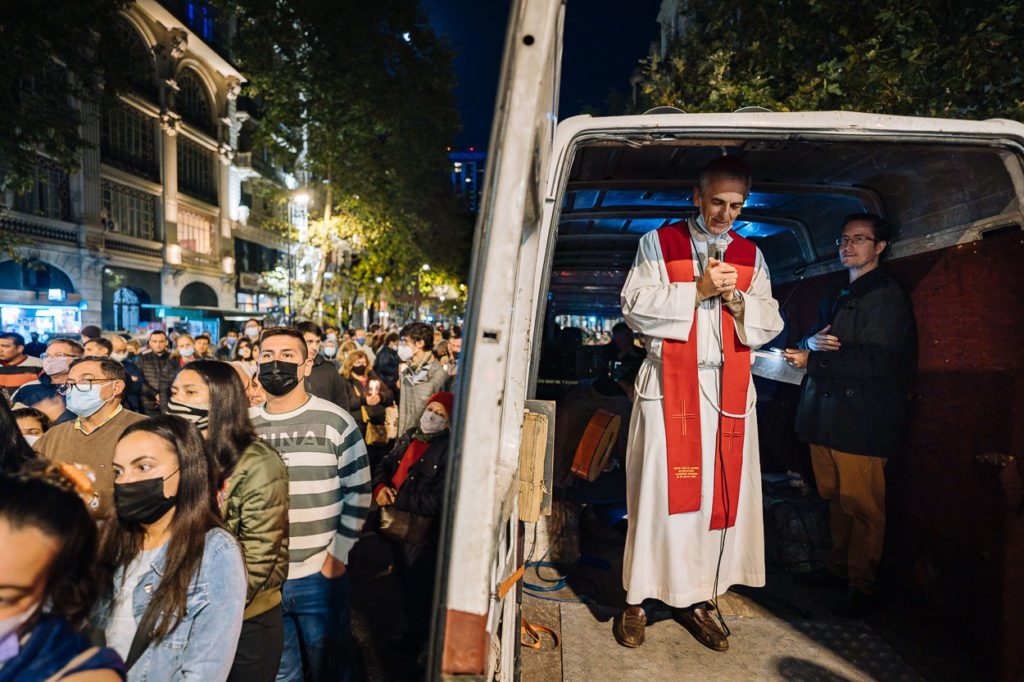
[374,276,384,321]
[415,264,430,321]
[286,190,311,323]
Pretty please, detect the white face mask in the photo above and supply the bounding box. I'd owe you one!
[0,601,39,642]
[110,351,128,362]
[42,355,72,376]
[23,434,40,446]
[397,344,415,362]
[419,410,447,434]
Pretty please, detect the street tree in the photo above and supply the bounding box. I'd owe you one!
[1,0,139,251]
[222,0,464,323]
[0,0,144,190]
[636,0,1024,120]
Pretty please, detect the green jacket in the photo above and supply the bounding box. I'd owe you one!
[220,438,289,620]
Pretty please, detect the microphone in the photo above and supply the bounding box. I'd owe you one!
[710,239,729,263]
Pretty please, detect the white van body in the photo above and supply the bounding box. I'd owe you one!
[428,1,1024,679]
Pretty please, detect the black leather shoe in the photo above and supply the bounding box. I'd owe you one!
[614,606,646,648]
[794,568,848,590]
[676,602,729,651]
[831,587,882,617]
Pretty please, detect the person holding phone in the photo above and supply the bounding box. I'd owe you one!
[339,350,394,466]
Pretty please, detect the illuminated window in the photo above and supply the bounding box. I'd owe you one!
[102,180,157,241]
[184,1,215,41]
[178,209,214,254]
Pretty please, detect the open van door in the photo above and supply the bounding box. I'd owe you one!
[431,1,565,679]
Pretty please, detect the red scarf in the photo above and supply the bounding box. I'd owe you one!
[657,221,756,529]
[392,439,431,490]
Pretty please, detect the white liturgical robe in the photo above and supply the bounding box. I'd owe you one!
[620,219,784,608]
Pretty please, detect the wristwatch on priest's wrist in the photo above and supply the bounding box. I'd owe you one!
[727,289,743,306]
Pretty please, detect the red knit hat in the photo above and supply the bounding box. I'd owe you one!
[427,391,454,419]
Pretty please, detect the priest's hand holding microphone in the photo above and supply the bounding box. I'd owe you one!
[696,247,739,303]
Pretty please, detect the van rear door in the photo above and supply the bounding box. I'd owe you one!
[430,1,564,680]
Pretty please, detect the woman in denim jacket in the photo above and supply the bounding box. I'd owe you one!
[94,416,247,681]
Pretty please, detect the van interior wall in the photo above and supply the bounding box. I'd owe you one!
[776,228,1024,680]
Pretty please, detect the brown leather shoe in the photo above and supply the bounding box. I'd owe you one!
[614,606,646,648]
[676,602,729,651]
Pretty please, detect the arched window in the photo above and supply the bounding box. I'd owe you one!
[180,281,219,308]
[113,287,142,331]
[114,19,157,100]
[176,69,215,135]
[0,259,76,293]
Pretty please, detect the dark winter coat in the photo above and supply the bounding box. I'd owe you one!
[795,267,916,458]
[372,428,449,518]
[137,351,178,415]
[305,356,348,408]
[373,346,400,392]
[338,371,394,436]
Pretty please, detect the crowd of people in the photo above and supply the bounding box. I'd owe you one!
[0,318,461,681]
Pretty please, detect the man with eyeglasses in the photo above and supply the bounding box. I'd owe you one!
[33,356,147,516]
[783,213,916,617]
[11,338,85,426]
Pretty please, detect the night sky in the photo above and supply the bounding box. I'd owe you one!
[421,0,664,148]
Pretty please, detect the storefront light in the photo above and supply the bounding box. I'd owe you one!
[48,288,66,302]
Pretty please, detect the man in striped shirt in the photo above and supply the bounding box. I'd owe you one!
[250,327,371,682]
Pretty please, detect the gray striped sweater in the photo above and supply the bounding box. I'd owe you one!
[250,395,371,579]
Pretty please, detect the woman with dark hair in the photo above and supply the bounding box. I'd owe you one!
[0,463,124,681]
[0,395,37,475]
[169,360,288,682]
[13,406,52,447]
[95,416,246,681]
[232,336,257,373]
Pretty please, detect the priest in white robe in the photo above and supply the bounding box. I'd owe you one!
[615,157,784,651]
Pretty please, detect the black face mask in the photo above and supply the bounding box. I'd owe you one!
[114,472,178,524]
[259,360,301,396]
[351,365,367,375]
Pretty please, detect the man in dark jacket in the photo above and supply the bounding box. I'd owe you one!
[296,321,348,408]
[137,330,178,416]
[784,213,916,617]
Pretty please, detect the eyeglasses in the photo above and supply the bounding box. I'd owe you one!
[58,379,114,395]
[836,235,879,246]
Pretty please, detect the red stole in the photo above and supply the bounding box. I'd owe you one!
[657,221,756,529]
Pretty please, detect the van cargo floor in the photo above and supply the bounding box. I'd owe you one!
[557,603,920,681]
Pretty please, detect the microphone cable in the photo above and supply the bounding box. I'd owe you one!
[691,230,733,638]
